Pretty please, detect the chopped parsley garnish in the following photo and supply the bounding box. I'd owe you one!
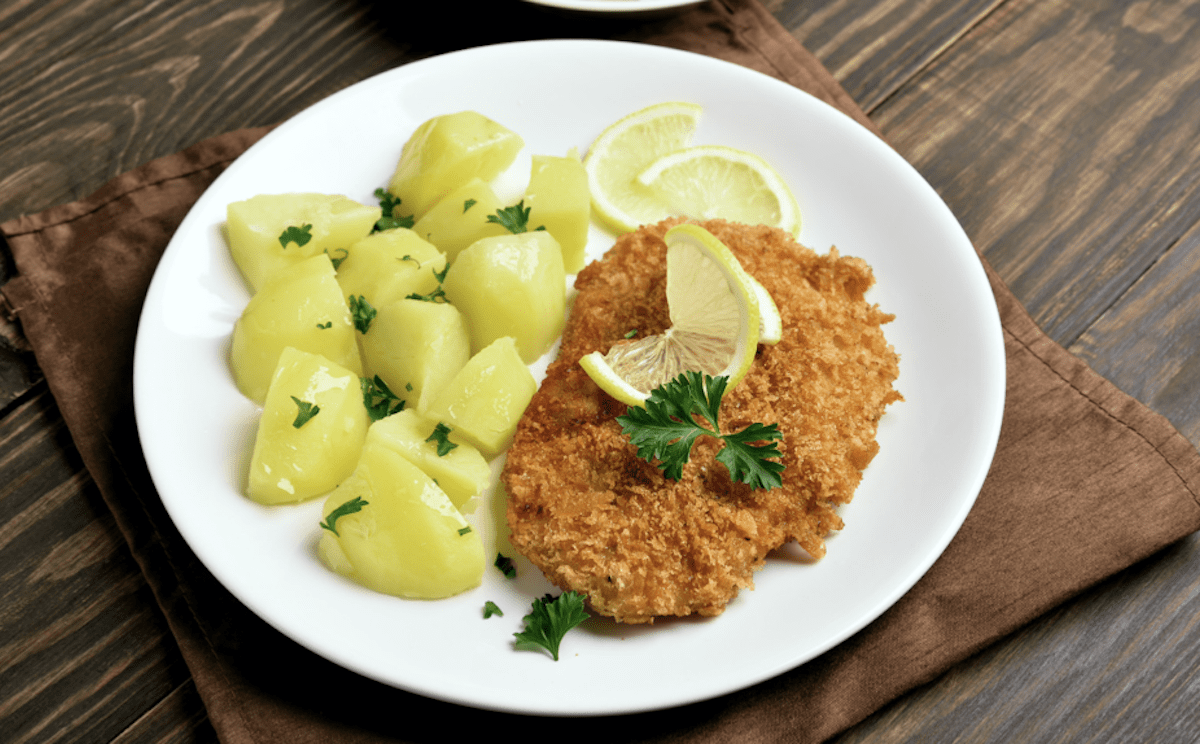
[457,525,472,536]
[290,396,320,428]
[360,375,405,421]
[463,198,477,212]
[399,254,421,267]
[617,371,785,490]
[319,496,368,536]
[348,294,376,333]
[624,329,638,339]
[406,263,450,303]
[426,422,459,456]
[486,201,545,234]
[494,553,516,579]
[483,601,503,619]
[278,224,313,248]
[325,248,348,270]
[316,321,332,329]
[373,188,415,232]
[514,592,589,661]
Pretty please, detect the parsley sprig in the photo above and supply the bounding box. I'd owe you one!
[373,188,415,232]
[278,224,313,248]
[360,375,405,421]
[319,496,368,536]
[290,396,320,428]
[348,294,377,333]
[426,422,459,456]
[406,263,450,303]
[617,371,785,490]
[513,592,589,661]
[487,201,546,234]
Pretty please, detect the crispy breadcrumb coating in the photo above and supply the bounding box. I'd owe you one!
[502,219,902,623]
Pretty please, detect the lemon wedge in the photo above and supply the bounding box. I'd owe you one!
[636,144,802,236]
[581,224,762,406]
[584,101,703,234]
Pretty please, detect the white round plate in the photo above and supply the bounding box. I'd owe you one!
[134,39,1005,717]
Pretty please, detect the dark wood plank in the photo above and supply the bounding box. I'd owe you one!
[871,0,1200,346]
[1070,218,1200,443]
[110,681,218,744]
[0,386,194,744]
[837,533,1200,742]
[766,0,1006,112]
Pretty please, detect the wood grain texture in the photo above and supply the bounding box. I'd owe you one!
[872,0,1200,346]
[766,0,1006,112]
[0,386,194,744]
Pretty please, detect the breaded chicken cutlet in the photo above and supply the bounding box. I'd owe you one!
[501,218,901,624]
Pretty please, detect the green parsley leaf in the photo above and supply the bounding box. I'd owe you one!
[624,329,638,339]
[457,525,472,536]
[483,601,503,619]
[616,371,785,490]
[278,224,313,248]
[325,248,348,270]
[319,495,368,536]
[348,294,376,333]
[494,553,516,579]
[373,188,415,232]
[426,422,459,456]
[486,201,546,234]
[513,592,589,661]
[316,321,332,329]
[406,263,450,303]
[399,254,421,267]
[463,198,477,213]
[360,375,405,421]
[290,396,320,428]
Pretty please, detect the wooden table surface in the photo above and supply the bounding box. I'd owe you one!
[3,0,1200,741]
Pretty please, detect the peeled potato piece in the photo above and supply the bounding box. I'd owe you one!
[226,192,380,291]
[317,441,484,599]
[230,253,362,404]
[359,298,470,412]
[442,231,566,363]
[524,153,590,274]
[423,336,537,459]
[247,347,369,505]
[387,111,524,220]
[366,409,491,513]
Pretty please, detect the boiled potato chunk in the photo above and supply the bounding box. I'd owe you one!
[366,409,490,512]
[227,193,380,291]
[410,178,508,261]
[442,231,565,363]
[317,442,484,599]
[230,253,362,404]
[247,347,369,504]
[360,299,470,411]
[423,337,536,458]
[335,228,446,308]
[524,154,590,273]
[388,111,524,220]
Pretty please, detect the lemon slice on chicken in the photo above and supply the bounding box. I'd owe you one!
[580,224,763,406]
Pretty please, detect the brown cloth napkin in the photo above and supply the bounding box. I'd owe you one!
[4,1,1200,742]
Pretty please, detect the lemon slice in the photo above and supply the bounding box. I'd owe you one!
[584,101,703,234]
[748,274,783,345]
[581,224,761,406]
[636,144,802,236]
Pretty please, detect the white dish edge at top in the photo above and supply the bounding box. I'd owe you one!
[133,39,1005,717]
